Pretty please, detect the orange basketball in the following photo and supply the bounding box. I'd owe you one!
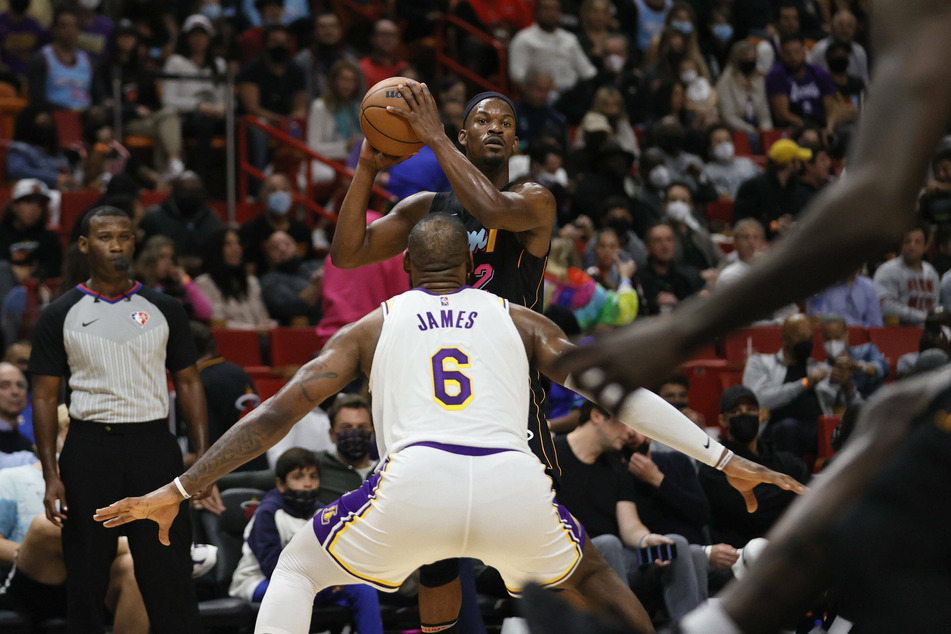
[360,77,425,156]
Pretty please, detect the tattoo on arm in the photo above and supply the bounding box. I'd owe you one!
[296,371,340,402]
[186,423,270,486]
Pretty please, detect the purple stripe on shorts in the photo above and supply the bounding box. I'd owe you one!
[408,441,518,456]
[554,501,587,551]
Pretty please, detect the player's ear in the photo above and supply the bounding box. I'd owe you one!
[512,135,519,153]
[402,249,412,274]
[78,236,89,254]
[458,128,467,147]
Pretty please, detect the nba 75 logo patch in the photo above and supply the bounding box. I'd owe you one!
[130,311,150,327]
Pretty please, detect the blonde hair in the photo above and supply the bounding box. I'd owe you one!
[135,235,176,287]
[547,237,582,279]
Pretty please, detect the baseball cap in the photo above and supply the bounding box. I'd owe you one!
[731,537,769,580]
[183,14,214,36]
[720,385,758,413]
[767,139,812,165]
[12,178,51,202]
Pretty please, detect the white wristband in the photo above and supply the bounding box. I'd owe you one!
[174,476,192,500]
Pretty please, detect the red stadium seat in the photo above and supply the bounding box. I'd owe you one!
[269,327,321,368]
[60,191,101,235]
[732,129,753,156]
[255,377,286,401]
[680,360,732,430]
[685,341,721,362]
[211,328,263,367]
[722,326,783,368]
[53,109,82,147]
[244,365,276,380]
[760,129,785,154]
[867,326,923,378]
[703,199,735,226]
[815,414,841,472]
[139,190,169,208]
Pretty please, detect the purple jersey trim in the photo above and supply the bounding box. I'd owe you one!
[407,441,518,456]
[77,281,142,304]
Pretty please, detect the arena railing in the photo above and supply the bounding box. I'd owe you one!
[433,14,509,94]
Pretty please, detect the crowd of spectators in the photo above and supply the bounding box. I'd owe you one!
[3,0,951,629]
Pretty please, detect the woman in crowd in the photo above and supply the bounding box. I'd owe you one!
[194,227,276,331]
[306,58,364,185]
[577,0,617,68]
[135,235,212,320]
[573,86,641,158]
[162,14,228,186]
[715,39,773,140]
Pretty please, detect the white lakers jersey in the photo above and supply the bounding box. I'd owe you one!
[369,287,531,458]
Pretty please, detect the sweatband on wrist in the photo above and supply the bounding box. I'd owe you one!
[679,599,743,634]
[174,476,192,500]
[564,376,729,468]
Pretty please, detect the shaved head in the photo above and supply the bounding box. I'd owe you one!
[407,214,470,271]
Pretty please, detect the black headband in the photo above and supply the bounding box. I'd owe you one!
[463,91,517,126]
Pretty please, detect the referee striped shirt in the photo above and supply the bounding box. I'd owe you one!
[28,282,198,423]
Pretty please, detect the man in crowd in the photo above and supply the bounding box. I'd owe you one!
[260,231,322,326]
[314,393,376,505]
[294,10,360,100]
[732,139,810,240]
[239,173,312,274]
[638,223,705,316]
[873,222,940,325]
[0,362,34,455]
[766,33,836,128]
[358,18,409,88]
[807,10,869,84]
[818,312,889,398]
[27,7,97,111]
[807,268,884,328]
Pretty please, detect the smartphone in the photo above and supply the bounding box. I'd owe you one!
[635,441,651,455]
[620,445,635,462]
[636,542,678,567]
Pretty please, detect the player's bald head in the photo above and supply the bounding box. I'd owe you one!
[407,214,470,270]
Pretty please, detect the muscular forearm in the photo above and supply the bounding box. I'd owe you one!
[330,164,380,267]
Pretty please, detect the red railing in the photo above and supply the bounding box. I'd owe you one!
[237,115,396,223]
[434,14,508,94]
[331,0,387,22]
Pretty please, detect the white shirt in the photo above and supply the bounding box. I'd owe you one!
[508,24,597,91]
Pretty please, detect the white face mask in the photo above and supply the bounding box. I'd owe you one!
[665,199,700,230]
[680,69,699,84]
[604,54,625,74]
[648,165,670,190]
[824,339,847,359]
[712,141,735,163]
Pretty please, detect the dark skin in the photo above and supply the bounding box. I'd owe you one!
[93,228,802,633]
[34,215,212,527]
[560,0,951,629]
[330,82,556,269]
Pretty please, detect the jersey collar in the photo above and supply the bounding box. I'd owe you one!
[77,281,142,304]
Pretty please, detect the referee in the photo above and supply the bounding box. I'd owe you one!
[29,206,209,633]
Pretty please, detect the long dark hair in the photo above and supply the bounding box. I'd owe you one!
[203,227,249,300]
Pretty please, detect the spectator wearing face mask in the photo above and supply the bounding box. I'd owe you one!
[698,385,809,547]
[239,173,313,274]
[315,394,377,505]
[596,34,650,125]
[818,313,888,399]
[662,182,724,285]
[702,124,761,199]
[715,40,772,139]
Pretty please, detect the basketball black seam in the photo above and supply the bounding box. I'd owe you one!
[361,107,421,145]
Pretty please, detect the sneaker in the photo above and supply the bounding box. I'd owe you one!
[191,543,218,579]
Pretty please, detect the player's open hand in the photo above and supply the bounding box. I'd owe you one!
[722,454,807,513]
[558,315,690,410]
[93,483,183,546]
[389,82,444,146]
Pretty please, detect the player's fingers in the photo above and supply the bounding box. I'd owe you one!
[420,82,436,106]
[158,524,171,547]
[385,105,411,119]
[774,474,807,494]
[741,489,759,513]
[102,515,136,528]
[397,83,420,105]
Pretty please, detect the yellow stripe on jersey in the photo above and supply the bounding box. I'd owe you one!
[487,229,498,252]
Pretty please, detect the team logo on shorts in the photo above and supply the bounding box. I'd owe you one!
[130,311,150,327]
[441,296,449,306]
[321,504,338,525]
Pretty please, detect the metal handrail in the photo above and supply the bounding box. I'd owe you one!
[237,114,396,223]
[434,14,508,94]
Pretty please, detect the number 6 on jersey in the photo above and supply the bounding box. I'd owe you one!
[431,348,473,410]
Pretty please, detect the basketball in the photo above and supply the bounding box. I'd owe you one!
[360,77,425,156]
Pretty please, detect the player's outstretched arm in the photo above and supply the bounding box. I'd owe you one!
[93,315,379,543]
[513,307,806,511]
[557,0,951,404]
[707,369,951,633]
[330,140,432,269]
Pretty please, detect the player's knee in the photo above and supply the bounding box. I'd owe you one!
[419,559,460,588]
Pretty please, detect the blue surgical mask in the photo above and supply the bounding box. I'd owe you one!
[267,190,292,215]
[712,23,733,42]
[671,20,693,35]
[200,4,223,21]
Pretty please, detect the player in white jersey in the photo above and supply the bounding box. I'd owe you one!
[93,214,804,634]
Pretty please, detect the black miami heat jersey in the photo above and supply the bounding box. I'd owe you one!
[429,191,560,480]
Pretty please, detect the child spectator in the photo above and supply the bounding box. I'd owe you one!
[228,447,384,633]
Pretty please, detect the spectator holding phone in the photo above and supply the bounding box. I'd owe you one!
[553,401,709,621]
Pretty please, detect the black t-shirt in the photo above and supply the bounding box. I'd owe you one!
[638,261,704,315]
[553,435,635,538]
[627,451,711,545]
[0,220,63,280]
[194,357,267,471]
[236,58,305,116]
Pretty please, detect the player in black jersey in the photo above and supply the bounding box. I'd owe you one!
[330,85,650,633]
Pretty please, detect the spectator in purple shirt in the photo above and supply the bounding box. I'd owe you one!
[0,0,48,88]
[766,33,836,128]
[806,269,884,328]
[75,0,113,67]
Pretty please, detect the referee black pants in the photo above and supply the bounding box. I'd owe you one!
[60,419,201,634]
